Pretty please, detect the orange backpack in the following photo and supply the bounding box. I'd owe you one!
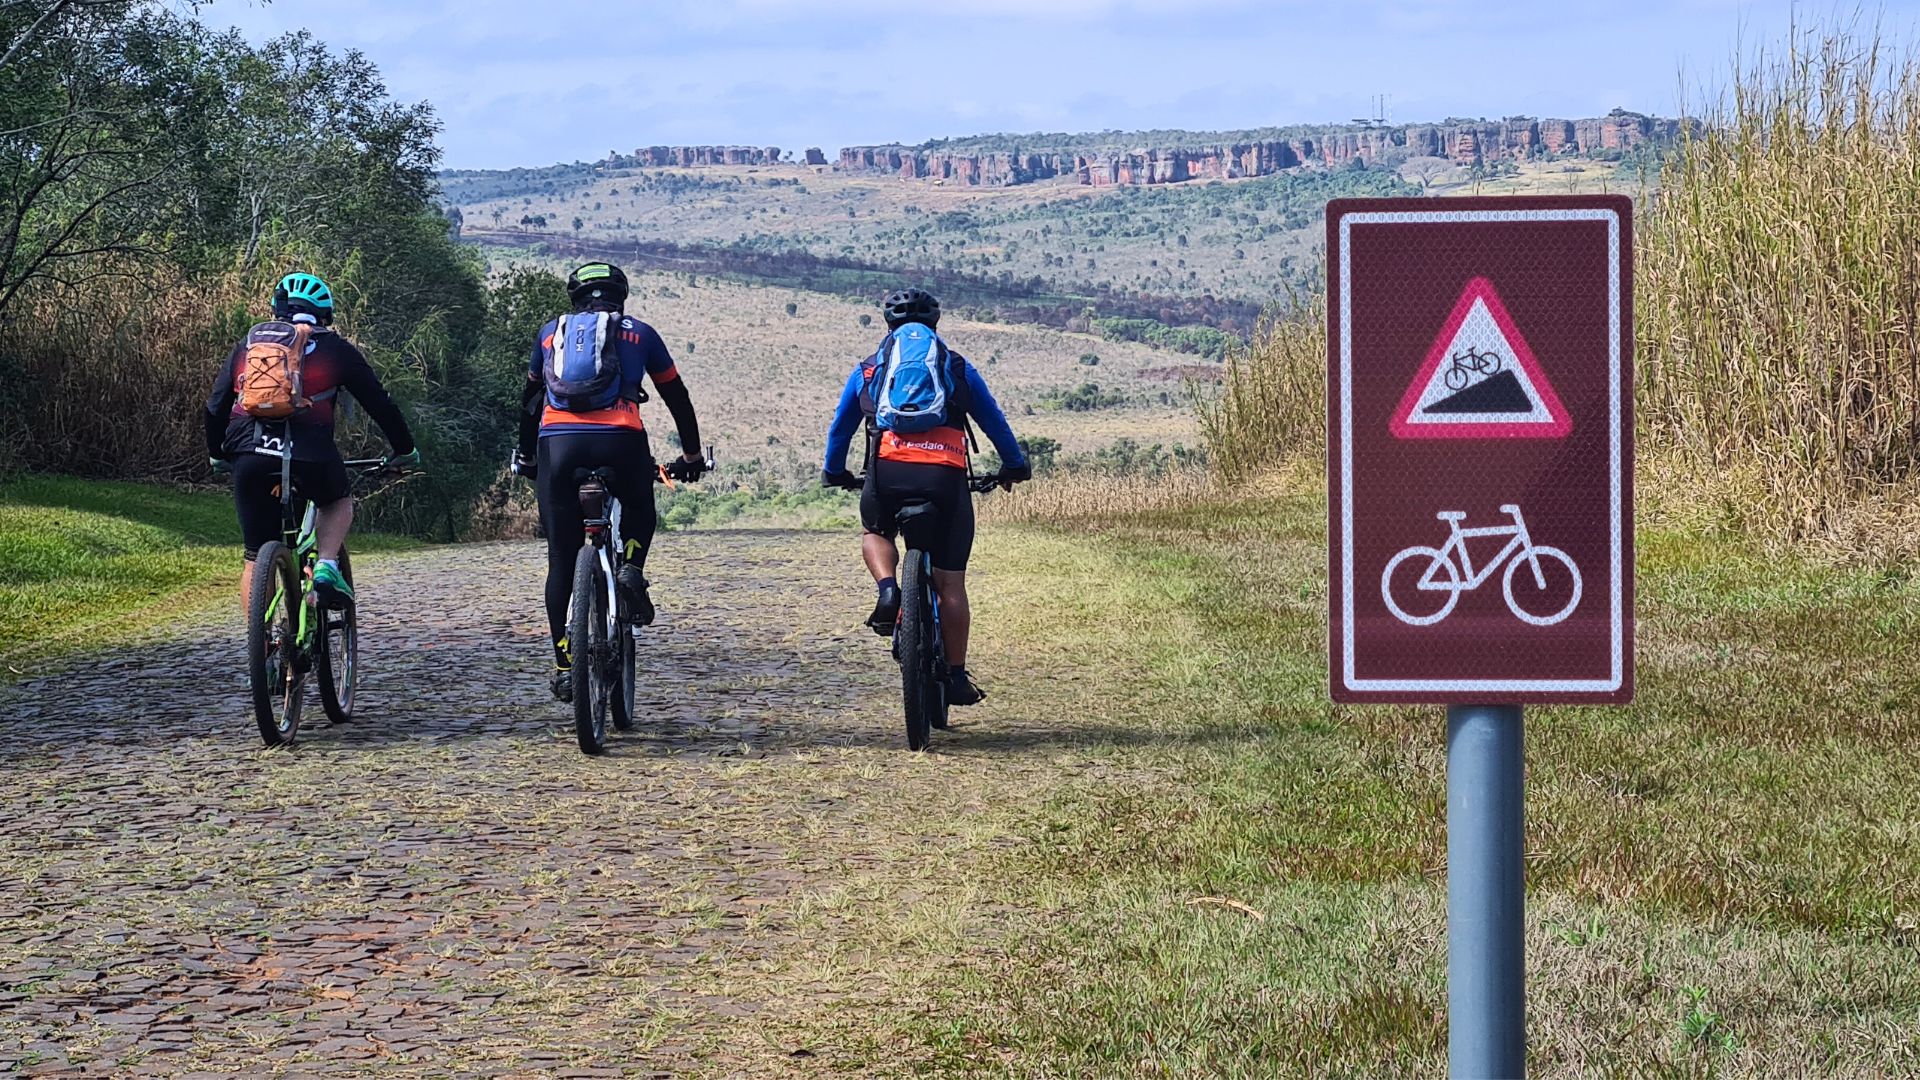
[238,320,313,419]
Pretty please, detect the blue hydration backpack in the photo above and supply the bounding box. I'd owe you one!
[865,324,957,434]
[542,312,623,412]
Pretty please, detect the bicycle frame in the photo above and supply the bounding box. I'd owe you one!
[579,479,623,631]
[263,453,389,651]
[1419,507,1549,592]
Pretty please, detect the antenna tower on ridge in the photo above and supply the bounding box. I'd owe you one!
[1351,94,1391,128]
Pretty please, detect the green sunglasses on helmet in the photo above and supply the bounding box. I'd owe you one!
[566,262,629,307]
[274,272,334,323]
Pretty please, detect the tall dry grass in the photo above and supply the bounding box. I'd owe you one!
[978,466,1224,527]
[1193,292,1325,483]
[0,249,310,478]
[1639,23,1920,549]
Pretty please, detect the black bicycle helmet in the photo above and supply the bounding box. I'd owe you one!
[567,262,630,310]
[882,287,940,330]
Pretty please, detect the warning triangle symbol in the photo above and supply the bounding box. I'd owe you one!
[1389,277,1571,439]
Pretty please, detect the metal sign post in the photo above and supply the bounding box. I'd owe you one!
[1447,703,1525,1078]
[1326,195,1634,1078]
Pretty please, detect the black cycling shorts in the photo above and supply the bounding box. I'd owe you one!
[533,428,658,646]
[861,459,974,572]
[231,451,351,559]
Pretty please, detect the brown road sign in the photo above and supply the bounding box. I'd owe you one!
[1327,195,1633,704]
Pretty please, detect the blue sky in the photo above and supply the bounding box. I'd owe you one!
[205,1,1913,169]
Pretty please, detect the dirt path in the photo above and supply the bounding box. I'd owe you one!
[0,531,1035,1077]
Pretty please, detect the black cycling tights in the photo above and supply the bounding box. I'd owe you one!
[535,429,657,647]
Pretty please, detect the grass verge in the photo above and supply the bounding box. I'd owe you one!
[896,477,1920,1077]
[0,474,416,669]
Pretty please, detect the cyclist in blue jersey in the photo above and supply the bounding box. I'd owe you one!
[822,288,1030,706]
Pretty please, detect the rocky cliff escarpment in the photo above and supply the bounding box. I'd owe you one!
[836,146,1077,185]
[837,112,1692,188]
[609,146,784,168]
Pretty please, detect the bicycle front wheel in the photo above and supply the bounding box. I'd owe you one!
[898,551,939,751]
[315,547,357,725]
[248,542,307,747]
[570,544,611,755]
[611,591,636,733]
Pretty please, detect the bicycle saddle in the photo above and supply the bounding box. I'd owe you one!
[1436,511,1468,521]
[895,500,940,526]
[573,466,617,483]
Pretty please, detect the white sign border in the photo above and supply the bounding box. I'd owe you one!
[1338,207,1624,695]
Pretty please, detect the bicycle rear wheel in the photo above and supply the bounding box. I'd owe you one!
[248,542,307,747]
[315,547,357,724]
[898,550,939,751]
[570,544,611,755]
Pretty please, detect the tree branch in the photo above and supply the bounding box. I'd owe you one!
[0,0,73,72]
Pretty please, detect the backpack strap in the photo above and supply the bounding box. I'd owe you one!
[942,343,978,450]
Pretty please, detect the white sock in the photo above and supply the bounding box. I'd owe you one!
[318,558,339,574]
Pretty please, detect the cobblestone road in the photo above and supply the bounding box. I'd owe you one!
[0,533,949,1077]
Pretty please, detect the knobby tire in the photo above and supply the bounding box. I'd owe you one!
[248,542,305,748]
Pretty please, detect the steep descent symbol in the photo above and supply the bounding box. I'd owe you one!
[1389,276,1571,439]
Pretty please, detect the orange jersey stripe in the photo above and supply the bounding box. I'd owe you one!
[877,427,966,468]
[542,400,645,432]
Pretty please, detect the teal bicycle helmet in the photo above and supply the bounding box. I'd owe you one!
[273,272,334,324]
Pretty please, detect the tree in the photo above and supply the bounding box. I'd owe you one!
[858,313,872,328]
[1402,156,1453,193]
[0,2,211,315]
[1016,435,1060,470]
[784,301,798,317]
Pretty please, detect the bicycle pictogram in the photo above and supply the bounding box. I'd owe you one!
[1380,504,1582,627]
[1443,346,1504,391]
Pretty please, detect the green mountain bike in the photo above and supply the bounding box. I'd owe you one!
[246,456,394,748]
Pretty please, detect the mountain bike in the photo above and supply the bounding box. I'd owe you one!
[568,447,715,756]
[1380,504,1582,627]
[246,455,397,748]
[833,469,1013,751]
[1444,346,1504,391]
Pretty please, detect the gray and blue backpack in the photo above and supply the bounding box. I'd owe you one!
[862,324,961,434]
[542,312,624,412]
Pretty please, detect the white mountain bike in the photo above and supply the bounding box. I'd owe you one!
[1380,504,1582,627]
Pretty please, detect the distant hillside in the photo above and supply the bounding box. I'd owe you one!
[441,112,1654,321]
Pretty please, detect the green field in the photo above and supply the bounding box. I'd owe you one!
[0,476,414,668]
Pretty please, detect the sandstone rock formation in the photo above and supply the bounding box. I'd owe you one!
[836,112,1693,188]
[804,147,827,166]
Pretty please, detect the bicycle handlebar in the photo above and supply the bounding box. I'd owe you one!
[655,444,718,487]
[833,471,1019,493]
[968,472,1020,494]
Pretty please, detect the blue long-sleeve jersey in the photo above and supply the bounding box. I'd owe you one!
[824,347,1028,473]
